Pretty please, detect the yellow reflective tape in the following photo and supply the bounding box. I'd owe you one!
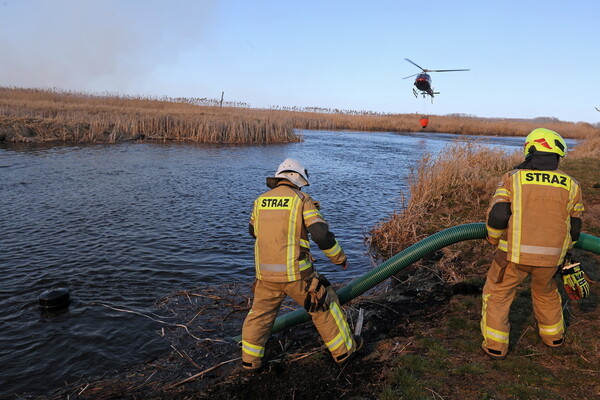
[323,241,342,258]
[254,242,261,280]
[250,199,259,225]
[481,294,509,344]
[561,231,572,265]
[299,258,312,271]
[519,171,571,190]
[567,181,578,212]
[487,226,503,238]
[258,197,294,210]
[303,209,322,219]
[241,340,265,357]
[286,196,300,281]
[511,173,522,264]
[300,239,310,248]
[484,326,509,344]
[329,302,353,350]
[538,317,564,336]
[253,202,261,280]
[480,294,489,345]
[494,188,510,197]
[498,240,508,252]
[325,333,344,351]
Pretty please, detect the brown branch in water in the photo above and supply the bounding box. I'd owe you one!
[186,308,206,325]
[176,291,223,300]
[170,345,202,370]
[92,302,225,343]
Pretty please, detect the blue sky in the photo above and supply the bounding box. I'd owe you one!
[1,0,599,123]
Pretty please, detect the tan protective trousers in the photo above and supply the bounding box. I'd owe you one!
[241,277,356,369]
[481,253,564,358]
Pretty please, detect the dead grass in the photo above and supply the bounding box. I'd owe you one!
[368,133,600,283]
[570,134,600,159]
[368,141,521,282]
[2,86,600,143]
[287,111,600,139]
[0,87,299,143]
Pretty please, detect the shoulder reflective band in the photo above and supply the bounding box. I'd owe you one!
[258,197,294,209]
[519,171,571,190]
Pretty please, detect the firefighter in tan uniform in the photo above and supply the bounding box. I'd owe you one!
[481,128,585,360]
[241,158,362,371]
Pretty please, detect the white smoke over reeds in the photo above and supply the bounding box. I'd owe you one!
[0,0,216,94]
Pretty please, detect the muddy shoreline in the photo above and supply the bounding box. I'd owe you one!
[33,267,462,400]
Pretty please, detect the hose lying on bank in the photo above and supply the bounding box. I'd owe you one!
[232,222,600,342]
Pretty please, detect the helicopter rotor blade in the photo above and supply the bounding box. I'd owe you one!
[402,73,419,79]
[404,58,427,72]
[427,69,470,73]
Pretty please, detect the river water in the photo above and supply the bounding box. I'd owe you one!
[0,130,530,396]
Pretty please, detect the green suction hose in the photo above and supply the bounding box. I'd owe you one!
[232,222,600,342]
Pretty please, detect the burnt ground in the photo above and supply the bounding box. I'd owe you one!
[29,253,600,400]
[31,268,457,400]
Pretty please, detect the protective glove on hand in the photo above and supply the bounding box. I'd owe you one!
[337,256,348,271]
[485,235,499,246]
[562,262,591,301]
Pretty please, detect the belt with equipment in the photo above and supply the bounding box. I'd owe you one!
[304,272,339,313]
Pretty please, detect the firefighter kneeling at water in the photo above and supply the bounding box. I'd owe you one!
[481,128,586,360]
[241,158,362,372]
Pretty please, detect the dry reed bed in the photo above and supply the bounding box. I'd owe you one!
[0,87,299,143]
[368,136,600,283]
[368,143,521,282]
[570,134,600,158]
[2,87,599,143]
[280,111,600,139]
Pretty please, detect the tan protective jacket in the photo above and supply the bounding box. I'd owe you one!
[486,168,584,267]
[250,183,346,282]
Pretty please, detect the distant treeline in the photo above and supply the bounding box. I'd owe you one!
[1,87,599,144]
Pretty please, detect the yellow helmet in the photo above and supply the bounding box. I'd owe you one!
[524,128,567,157]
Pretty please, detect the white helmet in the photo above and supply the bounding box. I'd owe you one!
[273,158,309,187]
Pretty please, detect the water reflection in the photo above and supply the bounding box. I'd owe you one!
[0,130,545,396]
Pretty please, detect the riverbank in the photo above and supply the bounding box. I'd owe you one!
[2,87,599,143]
[35,142,600,400]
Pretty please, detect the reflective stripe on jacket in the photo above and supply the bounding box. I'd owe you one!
[250,183,345,282]
[486,169,584,267]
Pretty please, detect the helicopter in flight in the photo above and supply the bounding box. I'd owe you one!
[403,58,469,102]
